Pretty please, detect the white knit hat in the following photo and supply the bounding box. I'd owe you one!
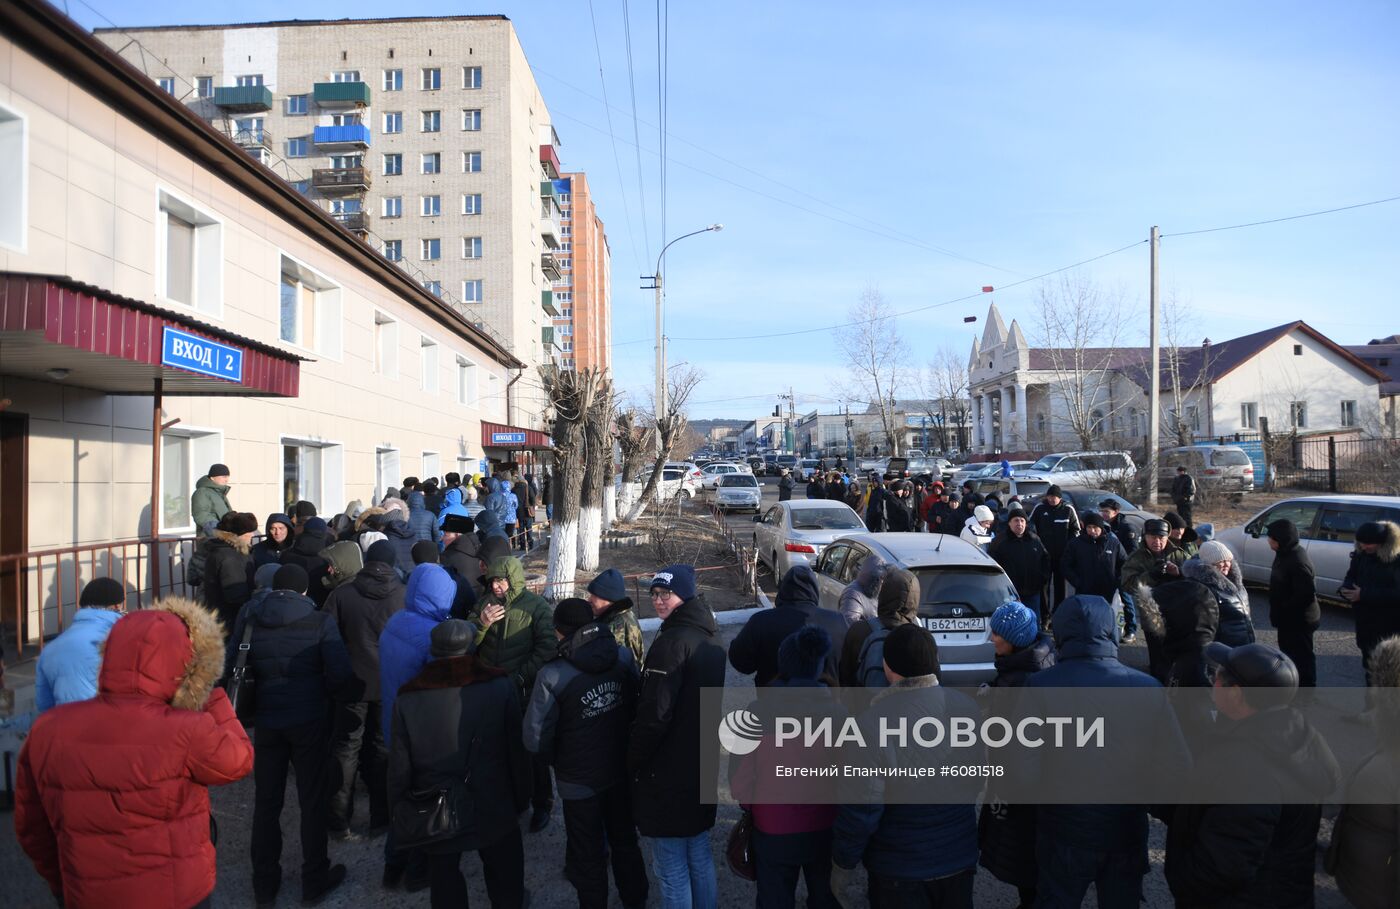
[973,505,995,523]
[1199,540,1232,565]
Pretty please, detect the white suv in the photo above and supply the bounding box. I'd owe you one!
[1018,451,1137,489]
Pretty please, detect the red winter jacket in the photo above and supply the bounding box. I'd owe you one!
[16,597,253,909]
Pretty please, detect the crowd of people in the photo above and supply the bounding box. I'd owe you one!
[8,458,1400,909]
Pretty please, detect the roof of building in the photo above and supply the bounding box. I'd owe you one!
[1164,321,1388,386]
[1345,342,1400,396]
[92,15,510,33]
[5,0,523,370]
[1026,347,1151,371]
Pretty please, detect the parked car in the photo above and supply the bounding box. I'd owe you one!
[967,476,1053,506]
[1156,445,1255,493]
[665,460,705,484]
[797,458,822,480]
[712,472,763,513]
[630,467,698,500]
[1215,495,1400,597]
[753,499,867,576]
[774,454,799,474]
[811,533,1017,685]
[950,461,1034,489]
[1018,451,1137,489]
[700,461,748,489]
[1049,487,1158,539]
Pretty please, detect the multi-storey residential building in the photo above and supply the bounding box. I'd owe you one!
[93,15,568,424]
[555,172,611,370]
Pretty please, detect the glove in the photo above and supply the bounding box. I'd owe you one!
[829,863,859,909]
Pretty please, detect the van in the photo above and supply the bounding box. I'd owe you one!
[1018,451,1137,488]
[1157,445,1254,493]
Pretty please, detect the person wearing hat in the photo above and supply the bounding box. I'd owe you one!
[388,619,529,909]
[1182,541,1254,647]
[1340,520,1400,687]
[729,565,847,687]
[1164,642,1338,909]
[628,564,726,909]
[777,467,795,502]
[202,511,259,631]
[1030,485,1081,611]
[438,513,479,573]
[1060,511,1127,610]
[988,601,1055,688]
[960,504,996,551]
[319,540,364,598]
[524,600,647,909]
[839,567,921,688]
[1170,464,1196,530]
[884,481,917,533]
[1265,518,1320,688]
[290,500,318,534]
[1163,511,1199,557]
[470,555,557,832]
[1121,518,1191,681]
[805,470,827,500]
[248,513,295,584]
[988,505,1051,622]
[191,463,233,540]
[929,487,958,535]
[33,578,127,713]
[323,539,406,841]
[228,563,354,906]
[839,552,888,624]
[831,623,980,907]
[586,568,645,664]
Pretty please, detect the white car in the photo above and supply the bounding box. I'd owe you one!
[629,467,698,500]
[700,462,749,489]
[665,461,705,485]
[753,499,867,576]
[1017,451,1137,489]
[713,473,763,513]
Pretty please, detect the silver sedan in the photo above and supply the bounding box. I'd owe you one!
[753,499,867,577]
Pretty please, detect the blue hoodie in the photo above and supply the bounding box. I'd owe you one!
[406,490,442,544]
[484,478,517,529]
[474,507,509,542]
[34,607,122,712]
[379,563,457,739]
[437,486,472,526]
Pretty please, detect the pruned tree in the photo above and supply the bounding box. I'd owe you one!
[614,407,655,518]
[1160,289,1218,446]
[540,365,605,600]
[837,288,910,457]
[1032,273,1137,450]
[577,371,615,571]
[626,364,705,522]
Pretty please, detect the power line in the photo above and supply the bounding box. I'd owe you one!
[620,0,652,264]
[1161,194,1400,238]
[584,0,646,277]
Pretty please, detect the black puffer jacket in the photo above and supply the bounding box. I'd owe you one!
[1029,499,1080,557]
[322,562,404,702]
[1343,521,1400,654]
[989,631,1055,688]
[729,566,848,686]
[202,534,252,631]
[1062,531,1126,600]
[884,490,916,532]
[247,513,295,581]
[227,588,354,728]
[524,623,639,799]
[988,529,1052,603]
[388,655,529,854]
[1156,580,1219,690]
[628,596,727,838]
[1166,707,1339,908]
[1267,521,1320,628]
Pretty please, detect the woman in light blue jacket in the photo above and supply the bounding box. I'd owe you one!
[34,578,127,712]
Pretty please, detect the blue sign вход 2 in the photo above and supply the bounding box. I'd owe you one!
[161,327,243,383]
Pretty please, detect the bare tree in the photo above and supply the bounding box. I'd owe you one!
[837,288,910,457]
[919,345,973,452]
[626,365,705,523]
[614,407,655,518]
[1159,289,1218,446]
[577,370,615,572]
[540,366,605,600]
[1032,273,1137,450]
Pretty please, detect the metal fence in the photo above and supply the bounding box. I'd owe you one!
[1270,435,1400,495]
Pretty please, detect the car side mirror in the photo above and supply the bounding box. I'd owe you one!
[1245,523,1260,538]
[752,515,762,523]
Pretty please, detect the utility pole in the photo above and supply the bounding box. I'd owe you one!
[788,386,796,453]
[845,404,854,465]
[1146,225,1161,506]
[645,224,723,455]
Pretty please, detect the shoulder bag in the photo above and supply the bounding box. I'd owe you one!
[725,809,757,881]
[391,694,481,848]
[226,620,256,725]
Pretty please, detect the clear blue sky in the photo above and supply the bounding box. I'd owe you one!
[70,0,1400,420]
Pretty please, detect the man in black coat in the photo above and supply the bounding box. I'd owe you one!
[229,564,354,905]
[864,477,889,532]
[1062,512,1127,605]
[1340,520,1400,687]
[1166,642,1339,908]
[628,565,727,908]
[1171,465,1196,529]
[1030,485,1080,611]
[728,565,848,686]
[387,620,529,908]
[778,468,795,502]
[524,600,646,909]
[930,490,958,535]
[1267,519,1321,688]
[202,511,258,631]
[805,473,826,500]
[988,504,1051,622]
[323,541,405,838]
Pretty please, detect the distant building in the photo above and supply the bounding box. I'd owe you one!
[555,172,611,371]
[1346,335,1399,436]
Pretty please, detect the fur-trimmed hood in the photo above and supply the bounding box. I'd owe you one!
[1370,636,1400,748]
[211,530,252,555]
[1361,520,1400,564]
[98,596,226,711]
[399,653,506,694]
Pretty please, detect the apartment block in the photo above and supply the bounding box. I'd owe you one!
[93,15,568,424]
[556,172,611,371]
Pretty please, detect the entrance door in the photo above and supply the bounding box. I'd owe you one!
[0,413,30,649]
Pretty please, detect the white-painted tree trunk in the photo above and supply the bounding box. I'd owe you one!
[545,518,580,601]
[602,485,617,531]
[577,506,602,571]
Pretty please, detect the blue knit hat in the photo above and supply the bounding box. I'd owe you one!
[991,602,1038,649]
[649,564,697,601]
[588,567,627,603]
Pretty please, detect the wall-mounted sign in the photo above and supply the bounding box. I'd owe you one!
[161,327,243,383]
[490,431,528,445]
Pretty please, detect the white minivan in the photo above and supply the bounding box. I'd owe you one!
[1018,451,1137,489]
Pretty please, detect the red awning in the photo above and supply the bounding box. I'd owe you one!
[481,420,553,451]
[0,273,303,396]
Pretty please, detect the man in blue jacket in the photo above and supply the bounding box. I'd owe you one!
[729,565,847,686]
[34,578,126,712]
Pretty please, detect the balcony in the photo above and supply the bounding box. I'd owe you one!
[330,210,369,234]
[540,201,562,249]
[230,126,272,150]
[541,252,563,282]
[541,290,559,317]
[312,166,371,195]
[539,144,561,179]
[212,85,272,112]
[313,81,372,108]
[313,124,372,149]
[541,326,556,347]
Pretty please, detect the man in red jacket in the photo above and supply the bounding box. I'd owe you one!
[15,596,253,909]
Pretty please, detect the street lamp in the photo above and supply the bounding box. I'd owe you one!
[645,223,722,452]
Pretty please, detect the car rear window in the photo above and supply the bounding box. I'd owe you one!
[789,507,863,530]
[720,475,758,487]
[1028,456,1061,471]
[912,569,1017,617]
[1211,449,1252,467]
[1014,481,1050,496]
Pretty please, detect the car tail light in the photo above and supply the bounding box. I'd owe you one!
[785,542,817,553]
[1204,468,1221,476]
[1243,466,1254,474]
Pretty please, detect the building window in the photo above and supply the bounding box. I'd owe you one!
[421,451,440,482]
[462,193,482,215]
[383,239,402,260]
[281,439,344,514]
[423,280,442,296]
[384,68,403,91]
[0,102,26,252]
[279,254,343,356]
[383,196,402,218]
[559,323,572,337]
[420,336,439,393]
[383,111,402,133]
[376,448,401,502]
[462,109,481,130]
[1294,344,1304,356]
[562,340,573,353]
[561,224,571,236]
[196,76,214,98]
[421,238,441,260]
[463,236,482,259]
[383,153,402,176]
[236,74,264,87]
[558,192,570,204]
[292,180,311,195]
[374,311,398,376]
[421,67,441,90]
[1290,401,1308,429]
[160,429,222,531]
[333,70,361,83]
[462,279,483,302]
[285,137,309,157]
[286,94,308,115]
[1341,400,1358,427]
[1186,405,1201,432]
[157,77,176,95]
[560,241,571,252]
[158,190,222,315]
[456,356,477,405]
[421,110,441,133]
[330,112,362,127]
[421,194,441,217]
[463,66,482,89]
[463,151,482,173]
[422,152,441,174]
[561,306,572,318]
[1240,402,1258,429]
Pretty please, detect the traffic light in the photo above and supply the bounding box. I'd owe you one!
[773,405,781,417]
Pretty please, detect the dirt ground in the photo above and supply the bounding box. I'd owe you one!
[520,507,753,616]
[1188,487,1306,531]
